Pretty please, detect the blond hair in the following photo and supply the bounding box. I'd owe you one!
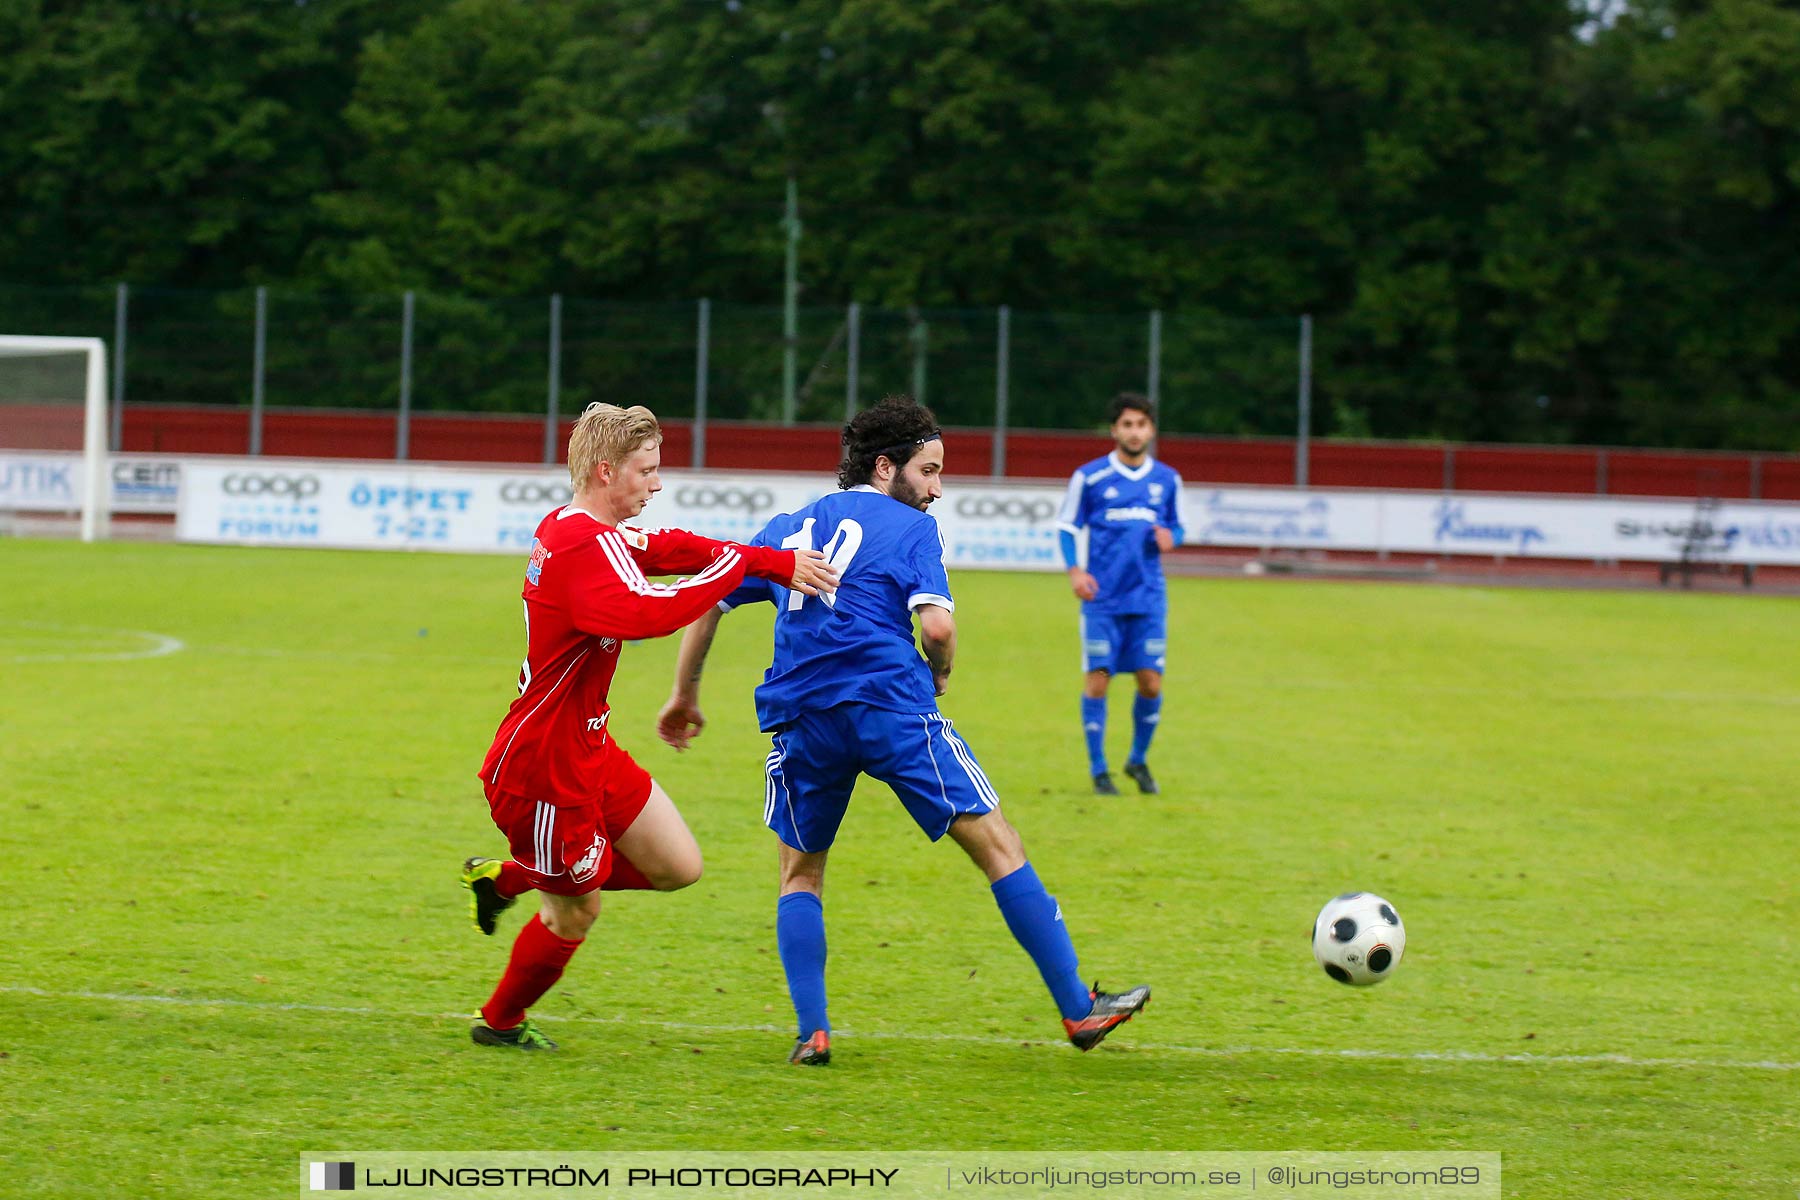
[567,402,663,491]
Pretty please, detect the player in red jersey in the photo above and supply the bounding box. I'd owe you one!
[460,402,838,1051]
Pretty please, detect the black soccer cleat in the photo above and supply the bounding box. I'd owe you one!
[1063,983,1151,1051]
[461,856,516,936]
[1122,761,1159,795]
[788,1030,831,1066]
[1092,772,1120,796]
[470,1018,558,1051]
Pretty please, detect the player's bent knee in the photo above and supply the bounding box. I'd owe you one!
[998,821,1027,865]
[950,812,1028,880]
[652,850,704,891]
[541,891,601,940]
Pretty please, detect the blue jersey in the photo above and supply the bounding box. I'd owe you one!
[723,486,952,732]
[1056,453,1185,616]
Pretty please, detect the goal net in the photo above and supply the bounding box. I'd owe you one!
[0,335,109,541]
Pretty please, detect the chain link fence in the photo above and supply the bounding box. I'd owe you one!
[0,281,1310,469]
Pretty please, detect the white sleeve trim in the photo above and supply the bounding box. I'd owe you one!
[909,592,955,612]
[1056,468,1086,529]
[597,531,740,598]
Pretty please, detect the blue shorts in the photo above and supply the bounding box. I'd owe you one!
[764,704,1001,852]
[1080,610,1167,675]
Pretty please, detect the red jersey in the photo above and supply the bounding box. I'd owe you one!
[479,505,789,806]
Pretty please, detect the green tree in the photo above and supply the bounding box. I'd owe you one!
[1550,0,1800,448]
[0,0,436,286]
[1084,0,1574,438]
[1,0,1793,446]
[309,0,774,299]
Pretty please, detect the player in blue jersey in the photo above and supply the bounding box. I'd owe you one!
[1057,393,1186,796]
[656,395,1149,1064]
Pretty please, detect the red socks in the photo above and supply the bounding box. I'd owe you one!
[476,853,651,1033]
[601,852,654,891]
[495,860,532,897]
[480,913,582,1030]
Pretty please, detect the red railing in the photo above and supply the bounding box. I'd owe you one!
[75,403,1795,501]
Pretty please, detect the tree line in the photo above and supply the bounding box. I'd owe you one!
[1,0,1795,448]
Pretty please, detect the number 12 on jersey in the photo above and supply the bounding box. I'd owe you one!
[780,517,863,610]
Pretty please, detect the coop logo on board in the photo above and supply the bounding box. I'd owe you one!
[952,495,1059,524]
[211,467,321,542]
[222,472,320,499]
[673,485,776,515]
[500,480,571,506]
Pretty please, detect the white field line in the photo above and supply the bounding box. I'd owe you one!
[1,621,185,663]
[3,985,1794,1072]
[24,631,1799,709]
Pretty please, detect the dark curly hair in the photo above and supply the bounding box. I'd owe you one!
[1108,391,1155,425]
[838,394,941,489]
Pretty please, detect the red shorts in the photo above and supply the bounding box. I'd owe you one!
[484,747,654,896]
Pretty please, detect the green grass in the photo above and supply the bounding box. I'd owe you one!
[2,539,1797,1198]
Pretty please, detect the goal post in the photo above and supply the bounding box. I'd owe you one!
[0,334,109,541]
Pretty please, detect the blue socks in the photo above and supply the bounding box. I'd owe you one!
[1128,693,1162,766]
[776,891,829,1037]
[991,862,1091,1021]
[782,867,1090,1031]
[1080,695,1108,775]
[1088,692,1163,771]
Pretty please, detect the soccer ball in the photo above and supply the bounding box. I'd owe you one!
[1312,892,1405,986]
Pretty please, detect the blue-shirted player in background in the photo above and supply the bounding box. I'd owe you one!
[658,395,1150,1065]
[1057,393,1186,796]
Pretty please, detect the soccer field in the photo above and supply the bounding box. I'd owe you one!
[2,539,1796,1199]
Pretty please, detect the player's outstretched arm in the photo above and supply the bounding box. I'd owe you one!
[657,606,725,750]
[624,526,740,575]
[632,531,837,601]
[574,533,765,642]
[917,603,956,697]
